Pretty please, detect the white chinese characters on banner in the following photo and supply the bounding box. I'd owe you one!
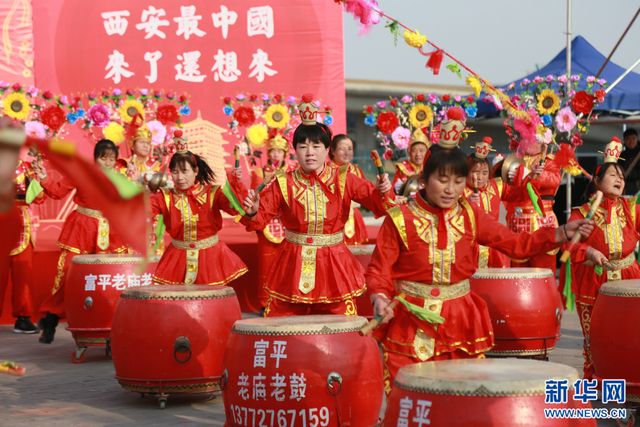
[248,49,277,82]
[84,273,154,291]
[136,6,170,39]
[174,6,206,40]
[101,10,130,36]
[211,5,237,39]
[144,51,163,84]
[105,50,134,84]
[212,50,241,82]
[175,51,207,82]
[247,6,274,38]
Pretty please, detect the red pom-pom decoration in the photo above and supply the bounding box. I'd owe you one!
[301,93,314,103]
[611,136,621,143]
[447,107,464,120]
[483,136,492,144]
[174,129,183,138]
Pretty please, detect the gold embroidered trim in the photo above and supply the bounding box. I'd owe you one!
[478,245,489,268]
[10,206,31,256]
[284,230,344,247]
[394,279,470,301]
[388,206,408,250]
[76,206,109,250]
[152,267,247,286]
[299,245,317,294]
[495,178,504,196]
[265,286,366,304]
[171,234,219,250]
[344,207,356,239]
[52,250,68,295]
[263,224,284,244]
[275,170,289,207]
[338,164,349,197]
[606,252,636,282]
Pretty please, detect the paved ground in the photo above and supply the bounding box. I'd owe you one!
[0,310,632,426]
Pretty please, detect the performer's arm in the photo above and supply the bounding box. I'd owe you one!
[148,191,166,218]
[347,171,393,217]
[39,175,75,200]
[567,208,591,264]
[391,169,404,195]
[250,169,264,190]
[365,216,401,299]
[226,169,248,202]
[525,158,562,193]
[240,179,284,231]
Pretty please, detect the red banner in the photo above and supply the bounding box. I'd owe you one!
[0,0,34,86]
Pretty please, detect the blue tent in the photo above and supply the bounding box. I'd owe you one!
[477,36,640,116]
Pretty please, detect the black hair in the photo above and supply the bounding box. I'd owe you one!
[169,151,216,186]
[329,134,354,160]
[94,139,118,160]
[624,128,638,138]
[468,155,490,170]
[583,162,625,203]
[292,123,332,150]
[421,146,469,181]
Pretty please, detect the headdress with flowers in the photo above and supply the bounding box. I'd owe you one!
[67,88,190,163]
[364,93,477,161]
[223,93,332,168]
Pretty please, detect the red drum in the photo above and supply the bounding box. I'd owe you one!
[591,280,640,403]
[470,268,562,357]
[347,244,375,318]
[111,285,241,409]
[64,254,160,363]
[385,359,596,426]
[222,315,383,427]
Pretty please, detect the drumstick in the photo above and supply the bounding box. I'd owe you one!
[370,150,389,209]
[560,190,603,263]
[532,145,548,180]
[360,293,406,336]
[233,172,275,223]
[473,175,478,194]
[234,146,240,169]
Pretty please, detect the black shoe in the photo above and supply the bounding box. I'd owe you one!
[259,307,266,317]
[38,313,59,344]
[14,317,39,334]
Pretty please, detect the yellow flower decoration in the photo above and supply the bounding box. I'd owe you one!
[246,124,268,148]
[536,89,561,115]
[104,122,125,144]
[118,100,145,123]
[3,92,30,121]
[404,30,427,48]
[408,104,433,128]
[466,75,483,98]
[265,105,290,129]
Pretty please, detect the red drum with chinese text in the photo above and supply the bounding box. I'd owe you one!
[591,280,640,403]
[347,244,375,317]
[111,285,241,407]
[64,254,161,363]
[470,268,562,357]
[385,359,596,426]
[222,315,383,427]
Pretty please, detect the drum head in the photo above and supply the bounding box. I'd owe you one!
[232,315,368,336]
[395,359,579,397]
[121,284,236,300]
[599,279,640,297]
[346,244,376,255]
[471,268,554,279]
[71,254,162,265]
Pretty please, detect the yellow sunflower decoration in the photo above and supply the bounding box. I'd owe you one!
[118,100,145,123]
[3,92,30,121]
[246,124,268,147]
[536,89,561,115]
[409,104,433,128]
[265,104,290,129]
[104,122,125,144]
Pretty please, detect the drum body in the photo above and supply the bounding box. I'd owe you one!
[111,285,241,394]
[470,268,562,356]
[64,254,160,349]
[347,244,375,317]
[591,280,640,402]
[222,315,383,427]
[385,359,596,426]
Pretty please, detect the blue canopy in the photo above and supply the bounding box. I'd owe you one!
[477,36,640,116]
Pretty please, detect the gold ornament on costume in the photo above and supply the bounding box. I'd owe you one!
[268,134,289,152]
[410,128,430,149]
[130,124,152,146]
[409,104,433,128]
[173,129,188,153]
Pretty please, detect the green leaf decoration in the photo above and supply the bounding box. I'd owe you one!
[446,63,461,79]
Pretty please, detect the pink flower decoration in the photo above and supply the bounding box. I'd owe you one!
[454,96,461,103]
[146,120,167,146]
[513,109,542,155]
[262,94,270,101]
[545,75,555,82]
[391,126,411,150]
[555,107,577,133]
[586,76,595,83]
[597,79,607,86]
[60,95,69,104]
[377,101,386,108]
[520,78,530,86]
[0,81,9,89]
[427,94,437,103]
[140,88,149,95]
[113,89,122,96]
[401,95,412,104]
[88,103,110,127]
[27,86,39,97]
[507,82,515,91]
[558,75,568,83]
[344,0,379,36]
[286,96,297,104]
[25,121,46,139]
[236,94,246,101]
[533,76,544,84]
[571,75,580,82]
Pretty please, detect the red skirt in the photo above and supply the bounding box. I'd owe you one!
[57,211,128,254]
[375,291,494,359]
[153,241,247,286]
[344,207,369,245]
[571,260,640,306]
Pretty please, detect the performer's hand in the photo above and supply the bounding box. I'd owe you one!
[395,196,408,205]
[126,162,139,181]
[32,161,48,182]
[376,173,391,194]
[232,167,242,180]
[531,165,545,177]
[243,189,259,218]
[561,219,595,242]
[468,193,480,204]
[371,294,394,324]
[586,247,610,268]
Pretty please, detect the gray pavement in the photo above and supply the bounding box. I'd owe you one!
[0,311,632,426]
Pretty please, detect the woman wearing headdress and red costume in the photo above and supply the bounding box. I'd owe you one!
[391,129,430,199]
[32,139,130,343]
[250,132,298,312]
[564,136,640,380]
[329,134,368,245]
[241,94,394,317]
[365,107,595,394]
[149,130,247,287]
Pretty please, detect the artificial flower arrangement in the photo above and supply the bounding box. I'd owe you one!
[66,88,190,162]
[363,93,477,160]
[223,93,333,168]
[493,74,608,158]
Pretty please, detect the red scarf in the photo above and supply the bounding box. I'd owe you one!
[417,192,451,250]
[178,181,205,209]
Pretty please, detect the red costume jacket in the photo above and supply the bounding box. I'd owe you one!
[241,164,391,304]
[149,181,247,286]
[12,160,45,255]
[329,160,368,245]
[366,193,561,361]
[568,197,640,306]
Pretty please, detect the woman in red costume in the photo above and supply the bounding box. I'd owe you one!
[365,109,594,394]
[241,94,393,317]
[33,139,129,343]
[391,129,429,199]
[565,137,640,380]
[149,131,247,286]
[329,134,368,245]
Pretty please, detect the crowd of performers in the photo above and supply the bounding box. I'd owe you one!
[4,93,638,392]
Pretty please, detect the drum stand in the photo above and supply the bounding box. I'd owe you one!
[486,335,557,361]
[66,327,112,363]
[116,375,222,409]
